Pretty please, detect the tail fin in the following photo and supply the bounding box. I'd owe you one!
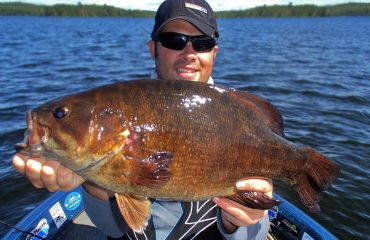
[293,147,340,212]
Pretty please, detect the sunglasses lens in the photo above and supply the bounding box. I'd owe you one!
[158,33,187,50]
[192,37,216,52]
[158,32,216,52]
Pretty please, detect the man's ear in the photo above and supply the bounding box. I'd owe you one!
[213,45,219,60]
[148,40,155,59]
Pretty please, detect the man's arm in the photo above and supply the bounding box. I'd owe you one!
[217,211,270,240]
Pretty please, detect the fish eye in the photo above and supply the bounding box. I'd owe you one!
[53,106,69,119]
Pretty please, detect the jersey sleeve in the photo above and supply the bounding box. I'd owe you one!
[216,209,270,240]
[82,187,130,238]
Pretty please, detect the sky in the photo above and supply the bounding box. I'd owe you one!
[8,0,370,11]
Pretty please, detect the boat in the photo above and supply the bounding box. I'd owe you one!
[1,186,337,240]
[267,194,337,240]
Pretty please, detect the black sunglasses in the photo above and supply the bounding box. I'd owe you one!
[156,32,217,52]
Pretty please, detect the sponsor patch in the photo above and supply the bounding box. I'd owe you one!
[49,201,67,228]
[185,3,207,14]
[268,206,278,220]
[64,191,82,211]
[26,218,49,240]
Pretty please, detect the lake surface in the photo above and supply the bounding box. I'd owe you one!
[0,16,369,239]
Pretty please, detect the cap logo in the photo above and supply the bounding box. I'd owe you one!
[185,2,207,14]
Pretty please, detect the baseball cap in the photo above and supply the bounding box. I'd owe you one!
[151,0,219,40]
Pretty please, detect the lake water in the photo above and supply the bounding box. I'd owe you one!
[0,16,369,239]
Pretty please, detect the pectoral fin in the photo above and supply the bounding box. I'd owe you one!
[115,193,151,232]
[133,151,173,187]
[227,190,281,209]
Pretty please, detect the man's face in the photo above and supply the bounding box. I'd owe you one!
[149,19,218,83]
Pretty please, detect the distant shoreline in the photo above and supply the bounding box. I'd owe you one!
[0,2,369,17]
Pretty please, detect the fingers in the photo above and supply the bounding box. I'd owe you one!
[13,154,47,188]
[12,154,27,175]
[41,160,61,192]
[12,154,85,192]
[25,158,46,189]
[213,197,267,227]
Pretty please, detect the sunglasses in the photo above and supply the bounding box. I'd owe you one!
[156,32,217,52]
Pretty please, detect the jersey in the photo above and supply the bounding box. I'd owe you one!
[121,199,223,240]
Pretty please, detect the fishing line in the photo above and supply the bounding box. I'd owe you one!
[0,220,47,240]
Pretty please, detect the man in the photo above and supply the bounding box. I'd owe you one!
[12,0,273,239]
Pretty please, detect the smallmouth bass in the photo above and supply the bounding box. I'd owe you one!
[16,79,340,232]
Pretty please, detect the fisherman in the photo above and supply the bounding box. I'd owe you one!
[12,0,273,239]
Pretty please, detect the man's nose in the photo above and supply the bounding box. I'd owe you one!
[181,42,197,60]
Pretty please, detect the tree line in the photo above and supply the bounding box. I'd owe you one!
[0,2,369,17]
[0,2,154,17]
[217,3,370,17]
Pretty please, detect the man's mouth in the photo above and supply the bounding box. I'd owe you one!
[177,68,196,73]
[176,67,198,79]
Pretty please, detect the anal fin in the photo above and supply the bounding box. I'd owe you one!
[115,193,151,232]
[227,190,281,210]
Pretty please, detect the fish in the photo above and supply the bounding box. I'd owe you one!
[15,79,340,232]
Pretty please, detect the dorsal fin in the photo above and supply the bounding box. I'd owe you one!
[230,90,284,137]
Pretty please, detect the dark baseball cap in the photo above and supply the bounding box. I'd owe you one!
[151,0,219,40]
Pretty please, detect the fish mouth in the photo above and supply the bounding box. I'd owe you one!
[15,112,50,155]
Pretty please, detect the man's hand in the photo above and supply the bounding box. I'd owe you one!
[12,154,85,192]
[13,154,115,200]
[213,178,273,233]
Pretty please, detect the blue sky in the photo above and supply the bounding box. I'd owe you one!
[6,0,370,11]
